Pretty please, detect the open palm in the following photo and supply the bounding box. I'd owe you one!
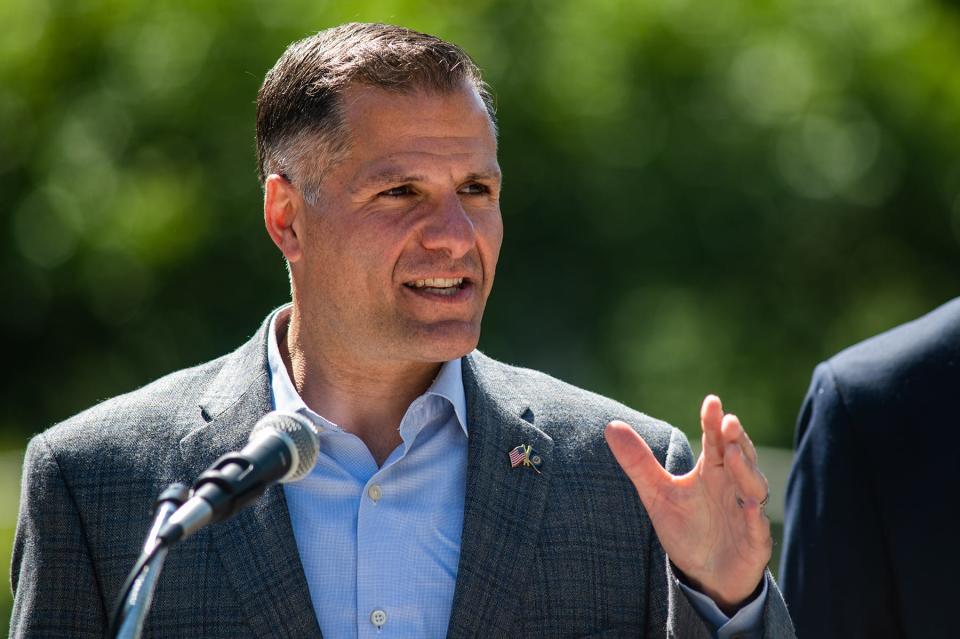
[605,395,771,612]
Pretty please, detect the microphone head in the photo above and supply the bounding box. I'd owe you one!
[249,412,320,482]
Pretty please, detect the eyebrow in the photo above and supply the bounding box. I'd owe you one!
[353,171,427,192]
[351,167,503,193]
[464,170,503,183]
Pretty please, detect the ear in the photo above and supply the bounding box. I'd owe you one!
[264,174,305,263]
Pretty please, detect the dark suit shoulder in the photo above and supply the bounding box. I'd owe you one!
[827,296,960,396]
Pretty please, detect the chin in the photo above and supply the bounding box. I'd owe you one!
[406,321,481,363]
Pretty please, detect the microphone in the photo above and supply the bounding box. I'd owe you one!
[158,411,319,545]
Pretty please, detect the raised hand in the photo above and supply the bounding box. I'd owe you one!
[604,395,771,613]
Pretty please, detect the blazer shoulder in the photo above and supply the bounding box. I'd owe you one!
[466,351,684,465]
[36,353,230,464]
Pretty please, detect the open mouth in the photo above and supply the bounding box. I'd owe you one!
[403,277,467,297]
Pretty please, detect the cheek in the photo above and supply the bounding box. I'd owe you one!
[323,212,405,266]
[351,231,411,294]
[369,213,423,258]
[478,212,504,266]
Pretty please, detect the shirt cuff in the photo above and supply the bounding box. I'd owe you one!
[677,577,768,639]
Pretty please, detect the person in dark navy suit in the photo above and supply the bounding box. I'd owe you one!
[780,297,960,638]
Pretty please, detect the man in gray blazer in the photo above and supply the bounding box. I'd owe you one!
[11,23,795,638]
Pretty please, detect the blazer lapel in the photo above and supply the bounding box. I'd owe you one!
[178,313,323,639]
[446,353,555,638]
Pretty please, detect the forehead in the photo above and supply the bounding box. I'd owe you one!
[338,83,499,178]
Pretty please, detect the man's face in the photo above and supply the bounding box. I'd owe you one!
[289,83,503,366]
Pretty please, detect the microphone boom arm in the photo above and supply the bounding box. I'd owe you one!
[111,483,189,639]
[159,445,289,544]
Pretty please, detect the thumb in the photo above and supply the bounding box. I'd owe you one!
[605,421,673,505]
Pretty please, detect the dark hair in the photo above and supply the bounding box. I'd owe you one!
[256,23,496,202]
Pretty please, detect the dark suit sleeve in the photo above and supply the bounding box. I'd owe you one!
[10,434,108,638]
[780,363,901,639]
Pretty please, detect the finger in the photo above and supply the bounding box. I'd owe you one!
[736,488,774,553]
[724,442,768,503]
[700,395,725,466]
[721,414,757,465]
[733,473,774,553]
[740,428,758,466]
[605,421,673,507]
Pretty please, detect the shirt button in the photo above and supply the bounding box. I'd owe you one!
[370,608,387,628]
[367,484,382,502]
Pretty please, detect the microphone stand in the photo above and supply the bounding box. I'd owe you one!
[112,483,189,639]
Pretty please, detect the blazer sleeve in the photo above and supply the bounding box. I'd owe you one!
[653,428,796,639]
[10,434,108,638]
[779,363,900,638]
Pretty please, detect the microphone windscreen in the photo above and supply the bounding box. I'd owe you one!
[249,412,320,481]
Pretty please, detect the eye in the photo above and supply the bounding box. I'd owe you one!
[459,182,491,196]
[379,185,415,197]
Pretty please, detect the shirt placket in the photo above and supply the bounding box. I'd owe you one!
[354,399,429,637]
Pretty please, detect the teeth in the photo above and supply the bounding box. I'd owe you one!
[410,277,464,289]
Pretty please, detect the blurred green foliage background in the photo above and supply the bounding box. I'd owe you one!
[3,0,960,633]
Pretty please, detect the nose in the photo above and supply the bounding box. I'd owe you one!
[420,193,476,260]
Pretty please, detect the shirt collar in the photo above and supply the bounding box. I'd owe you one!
[266,307,468,437]
[425,357,468,437]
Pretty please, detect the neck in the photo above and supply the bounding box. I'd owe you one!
[278,307,443,465]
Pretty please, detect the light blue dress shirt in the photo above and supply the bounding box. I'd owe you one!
[270,314,468,638]
[267,312,764,638]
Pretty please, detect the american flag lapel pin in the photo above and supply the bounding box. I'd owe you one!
[508,444,543,474]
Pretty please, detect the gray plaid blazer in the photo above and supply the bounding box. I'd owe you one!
[11,313,795,638]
